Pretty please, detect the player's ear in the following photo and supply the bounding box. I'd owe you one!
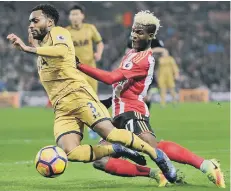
[47,18,54,27]
[149,33,154,40]
[82,14,85,20]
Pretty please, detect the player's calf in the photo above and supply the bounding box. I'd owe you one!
[93,157,151,177]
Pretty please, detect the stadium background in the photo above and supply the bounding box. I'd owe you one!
[0,1,230,107]
[0,2,230,191]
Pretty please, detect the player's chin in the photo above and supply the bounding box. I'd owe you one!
[32,35,40,40]
[132,43,139,50]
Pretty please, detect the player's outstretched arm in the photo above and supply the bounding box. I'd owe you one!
[152,47,167,54]
[76,55,147,85]
[77,63,125,85]
[7,33,68,58]
[36,45,68,58]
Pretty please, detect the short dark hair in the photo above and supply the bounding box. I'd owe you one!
[32,4,59,25]
[145,24,157,35]
[69,5,85,14]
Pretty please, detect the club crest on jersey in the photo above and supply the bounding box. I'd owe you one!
[122,61,133,70]
[57,35,65,41]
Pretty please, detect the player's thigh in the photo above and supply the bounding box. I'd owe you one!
[54,115,84,153]
[70,87,112,136]
[157,78,166,89]
[166,78,175,89]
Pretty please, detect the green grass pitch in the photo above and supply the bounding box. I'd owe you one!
[0,103,230,191]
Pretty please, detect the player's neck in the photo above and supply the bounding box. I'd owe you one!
[135,47,151,52]
[39,26,55,44]
[71,23,83,30]
[39,32,49,45]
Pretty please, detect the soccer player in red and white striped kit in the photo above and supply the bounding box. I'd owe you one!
[76,10,225,188]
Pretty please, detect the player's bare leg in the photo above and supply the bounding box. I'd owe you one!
[93,120,177,183]
[57,133,82,154]
[159,87,167,107]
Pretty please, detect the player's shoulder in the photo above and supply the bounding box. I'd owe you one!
[83,23,96,29]
[51,26,70,36]
[65,25,72,30]
[50,26,71,44]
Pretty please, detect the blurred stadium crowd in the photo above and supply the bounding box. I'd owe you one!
[0,1,230,92]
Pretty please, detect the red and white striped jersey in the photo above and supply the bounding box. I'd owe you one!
[112,49,155,117]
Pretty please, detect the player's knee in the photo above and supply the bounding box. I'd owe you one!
[93,157,109,171]
[93,120,115,138]
[58,143,78,154]
[56,133,82,154]
[57,139,80,154]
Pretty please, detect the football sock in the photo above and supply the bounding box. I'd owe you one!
[105,158,150,177]
[169,88,177,104]
[106,128,157,159]
[160,88,166,106]
[67,144,114,162]
[157,141,204,169]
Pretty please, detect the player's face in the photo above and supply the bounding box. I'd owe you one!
[69,10,84,25]
[29,10,51,40]
[131,24,152,51]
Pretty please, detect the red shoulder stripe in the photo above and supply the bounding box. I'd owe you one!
[132,51,149,64]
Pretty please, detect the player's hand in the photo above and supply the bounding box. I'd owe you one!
[28,28,39,47]
[94,52,102,61]
[175,73,180,80]
[7,33,27,51]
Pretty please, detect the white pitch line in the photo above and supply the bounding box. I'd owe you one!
[0,160,33,166]
[0,139,54,145]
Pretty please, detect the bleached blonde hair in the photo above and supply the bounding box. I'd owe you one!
[134,10,160,39]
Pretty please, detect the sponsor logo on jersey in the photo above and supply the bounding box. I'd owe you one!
[57,35,65,41]
[73,39,89,47]
[122,61,133,70]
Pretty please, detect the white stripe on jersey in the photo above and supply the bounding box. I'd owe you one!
[119,98,125,115]
[138,55,155,116]
[112,90,116,118]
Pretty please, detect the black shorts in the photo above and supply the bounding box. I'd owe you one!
[112,111,156,137]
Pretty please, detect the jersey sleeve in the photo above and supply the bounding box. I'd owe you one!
[50,27,70,47]
[171,57,179,74]
[91,25,102,43]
